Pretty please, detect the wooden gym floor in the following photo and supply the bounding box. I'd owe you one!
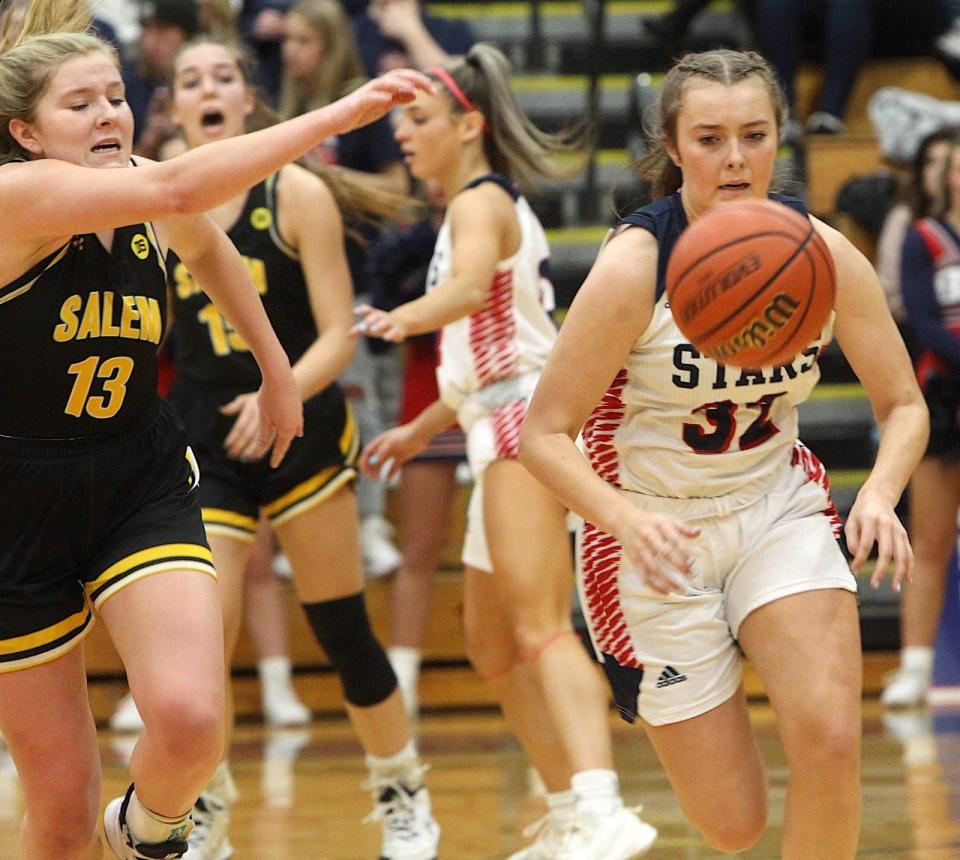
[0,693,958,858]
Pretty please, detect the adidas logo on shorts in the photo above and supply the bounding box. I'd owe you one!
[656,666,688,688]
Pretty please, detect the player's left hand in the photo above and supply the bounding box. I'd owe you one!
[845,487,913,591]
[352,304,408,343]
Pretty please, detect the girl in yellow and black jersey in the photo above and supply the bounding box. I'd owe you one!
[0,2,428,857]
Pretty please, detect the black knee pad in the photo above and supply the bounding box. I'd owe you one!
[302,593,397,707]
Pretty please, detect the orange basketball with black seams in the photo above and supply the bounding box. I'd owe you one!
[665,199,835,367]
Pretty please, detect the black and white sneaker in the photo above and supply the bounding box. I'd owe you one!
[365,768,440,860]
[103,785,191,860]
[182,763,237,860]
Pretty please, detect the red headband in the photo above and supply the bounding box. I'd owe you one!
[431,66,490,133]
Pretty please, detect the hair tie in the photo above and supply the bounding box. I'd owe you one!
[431,66,490,133]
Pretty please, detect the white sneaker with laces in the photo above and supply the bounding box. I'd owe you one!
[182,764,238,860]
[110,693,145,733]
[507,811,575,859]
[361,515,403,579]
[103,787,192,859]
[881,665,931,708]
[365,768,440,860]
[556,806,657,860]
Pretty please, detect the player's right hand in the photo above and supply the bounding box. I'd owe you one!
[330,68,433,134]
[616,511,701,595]
[360,424,427,482]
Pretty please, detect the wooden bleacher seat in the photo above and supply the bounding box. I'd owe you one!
[801,56,959,229]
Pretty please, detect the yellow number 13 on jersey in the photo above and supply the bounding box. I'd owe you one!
[65,356,134,419]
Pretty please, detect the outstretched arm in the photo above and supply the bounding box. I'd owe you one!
[0,69,431,245]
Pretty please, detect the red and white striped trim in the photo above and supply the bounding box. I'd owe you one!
[490,398,526,460]
[791,441,843,537]
[581,522,642,668]
[582,368,628,487]
[579,368,640,666]
[469,269,519,386]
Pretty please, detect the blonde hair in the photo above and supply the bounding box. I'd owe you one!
[0,0,118,164]
[278,0,366,119]
[429,44,586,190]
[171,37,417,235]
[636,49,787,199]
[201,0,240,41]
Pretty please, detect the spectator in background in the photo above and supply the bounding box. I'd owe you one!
[746,0,951,141]
[350,0,474,76]
[746,0,871,137]
[93,0,143,50]
[200,0,242,38]
[280,0,406,190]
[240,0,293,105]
[882,130,960,709]
[876,127,957,348]
[640,0,713,49]
[124,0,200,156]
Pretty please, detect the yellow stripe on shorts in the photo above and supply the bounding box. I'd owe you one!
[264,464,356,526]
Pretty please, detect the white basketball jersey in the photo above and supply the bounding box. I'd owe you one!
[426,175,557,409]
[584,194,835,499]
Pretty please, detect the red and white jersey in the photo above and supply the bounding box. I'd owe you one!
[426,174,558,410]
[583,194,835,499]
[584,288,835,499]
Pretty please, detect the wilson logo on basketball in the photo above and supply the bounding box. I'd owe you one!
[706,292,800,362]
[679,253,761,325]
[666,199,836,367]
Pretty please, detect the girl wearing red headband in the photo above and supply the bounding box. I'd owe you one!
[354,43,657,860]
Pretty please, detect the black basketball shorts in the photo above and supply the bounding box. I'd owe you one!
[168,381,359,541]
[0,398,214,673]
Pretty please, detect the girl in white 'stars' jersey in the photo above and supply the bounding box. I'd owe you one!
[0,2,428,858]
[354,43,657,860]
[520,48,929,858]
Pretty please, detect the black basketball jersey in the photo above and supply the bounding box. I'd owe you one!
[0,224,166,438]
[619,192,809,301]
[169,173,316,388]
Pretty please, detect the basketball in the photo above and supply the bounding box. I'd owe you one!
[665,199,835,367]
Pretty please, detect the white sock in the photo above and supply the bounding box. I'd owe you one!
[125,788,192,844]
[260,656,294,688]
[366,740,421,785]
[207,761,237,803]
[901,646,934,674]
[571,769,622,818]
[546,789,577,824]
[388,646,422,685]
